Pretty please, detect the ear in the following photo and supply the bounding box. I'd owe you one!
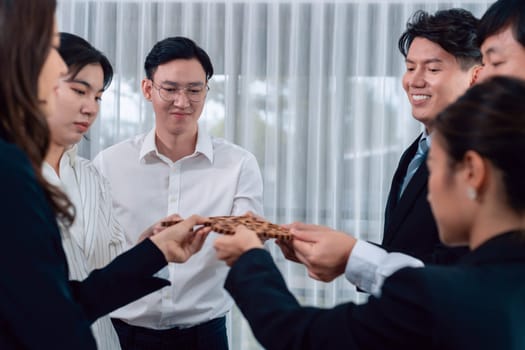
[469,65,484,87]
[462,150,487,194]
[142,78,152,100]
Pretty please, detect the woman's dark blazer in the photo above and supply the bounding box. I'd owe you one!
[0,140,169,349]
[226,231,525,350]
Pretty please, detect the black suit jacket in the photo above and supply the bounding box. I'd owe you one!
[382,134,467,263]
[0,140,169,349]
[225,232,525,350]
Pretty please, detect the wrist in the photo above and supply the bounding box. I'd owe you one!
[339,236,357,273]
[149,236,169,262]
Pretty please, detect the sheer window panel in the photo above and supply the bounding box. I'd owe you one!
[57,1,491,349]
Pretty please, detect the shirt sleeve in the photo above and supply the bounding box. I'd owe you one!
[345,240,424,295]
[231,152,264,216]
[85,166,128,270]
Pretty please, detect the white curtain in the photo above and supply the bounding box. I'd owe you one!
[57,1,491,348]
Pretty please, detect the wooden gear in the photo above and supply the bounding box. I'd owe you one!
[160,215,293,241]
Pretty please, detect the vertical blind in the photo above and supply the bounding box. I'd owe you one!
[57,1,491,348]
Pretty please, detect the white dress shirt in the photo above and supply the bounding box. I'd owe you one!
[345,240,424,296]
[93,126,264,329]
[43,146,126,350]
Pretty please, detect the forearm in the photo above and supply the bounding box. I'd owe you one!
[70,239,169,322]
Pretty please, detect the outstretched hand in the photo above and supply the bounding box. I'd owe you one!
[137,213,183,243]
[214,225,263,266]
[149,215,211,263]
[281,222,357,282]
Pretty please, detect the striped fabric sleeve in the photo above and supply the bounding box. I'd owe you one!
[76,159,127,270]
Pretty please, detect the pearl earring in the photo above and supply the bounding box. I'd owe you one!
[466,187,477,200]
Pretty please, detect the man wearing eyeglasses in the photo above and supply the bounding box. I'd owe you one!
[94,36,263,350]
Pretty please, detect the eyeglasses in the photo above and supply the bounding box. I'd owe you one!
[150,80,209,103]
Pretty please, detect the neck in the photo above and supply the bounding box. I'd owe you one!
[155,127,198,163]
[45,143,66,175]
[468,202,525,250]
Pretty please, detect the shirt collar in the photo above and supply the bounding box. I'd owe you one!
[42,145,78,183]
[139,124,214,163]
[139,128,158,160]
[63,144,79,167]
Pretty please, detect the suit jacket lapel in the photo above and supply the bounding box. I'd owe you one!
[383,134,425,245]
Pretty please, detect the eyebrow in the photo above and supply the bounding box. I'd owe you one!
[160,81,205,87]
[405,58,444,65]
[67,78,104,93]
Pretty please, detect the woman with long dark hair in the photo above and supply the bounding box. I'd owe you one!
[0,1,210,348]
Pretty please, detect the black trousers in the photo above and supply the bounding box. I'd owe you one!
[112,317,228,350]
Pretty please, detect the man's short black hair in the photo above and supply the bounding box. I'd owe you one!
[398,9,481,71]
[478,0,525,48]
[144,36,213,81]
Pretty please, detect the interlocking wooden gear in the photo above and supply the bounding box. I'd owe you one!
[161,215,293,240]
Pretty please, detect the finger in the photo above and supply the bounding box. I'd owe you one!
[158,213,183,228]
[275,240,297,261]
[166,213,182,221]
[290,228,323,242]
[173,214,209,234]
[193,226,212,236]
[293,248,311,267]
[188,230,209,254]
[290,222,328,232]
[213,234,235,250]
[186,214,211,226]
[292,237,315,255]
[152,225,165,235]
[286,221,311,230]
[243,211,264,221]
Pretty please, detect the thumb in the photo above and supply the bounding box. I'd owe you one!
[290,228,321,243]
[179,215,209,232]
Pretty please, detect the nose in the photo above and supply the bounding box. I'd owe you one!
[171,90,191,108]
[81,98,99,117]
[408,68,426,88]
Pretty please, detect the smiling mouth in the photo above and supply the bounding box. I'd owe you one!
[412,94,430,101]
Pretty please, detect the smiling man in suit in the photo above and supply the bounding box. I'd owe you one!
[275,9,483,289]
[380,9,482,262]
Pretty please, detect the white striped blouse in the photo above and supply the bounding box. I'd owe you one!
[43,146,127,350]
